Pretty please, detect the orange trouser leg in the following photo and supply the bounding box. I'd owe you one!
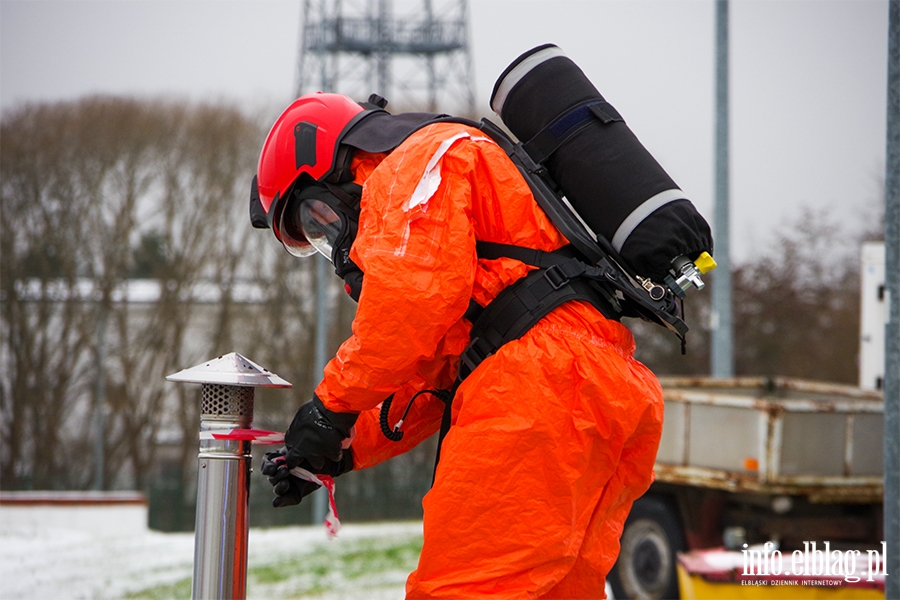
[541,394,664,599]
[405,328,663,599]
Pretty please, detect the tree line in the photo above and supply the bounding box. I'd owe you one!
[0,96,873,493]
[0,97,355,492]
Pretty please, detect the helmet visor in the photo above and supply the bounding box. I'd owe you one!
[276,196,317,258]
[278,196,343,261]
[298,199,342,260]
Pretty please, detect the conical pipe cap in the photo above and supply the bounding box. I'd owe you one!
[166,352,291,388]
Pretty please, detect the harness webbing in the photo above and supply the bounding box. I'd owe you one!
[376,118,690,457]
[458,242,620,381]
[378,242,621,453]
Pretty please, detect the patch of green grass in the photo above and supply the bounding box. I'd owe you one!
[247,533,424,597]
[328,535,423,580]
[252,563,293,585]
[125,531,423,600]
[124,576,192,600]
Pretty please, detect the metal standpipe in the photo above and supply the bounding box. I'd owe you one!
[167,353,291,600]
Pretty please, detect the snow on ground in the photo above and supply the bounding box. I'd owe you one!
[1,501,423,600]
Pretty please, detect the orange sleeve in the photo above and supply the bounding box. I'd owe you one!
[315,125,484,414]
[315,123,569,468]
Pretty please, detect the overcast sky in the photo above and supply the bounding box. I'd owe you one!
[0,0,891,263]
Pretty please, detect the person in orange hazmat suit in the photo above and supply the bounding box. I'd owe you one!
[251,91,665,599]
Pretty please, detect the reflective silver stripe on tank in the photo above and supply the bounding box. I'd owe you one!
[491,46,568,115]
[611,189,688,252]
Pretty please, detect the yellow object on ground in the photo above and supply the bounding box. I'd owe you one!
[678,548,885,600]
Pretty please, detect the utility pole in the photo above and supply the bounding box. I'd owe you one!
[711,0,734,378]
[92,300,108,491]
[882,0,899,596]
[311,254,330,526]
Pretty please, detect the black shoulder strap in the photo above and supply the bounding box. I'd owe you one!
[458,244,620,381]
[475,240,581,267]
[420,117,689,342]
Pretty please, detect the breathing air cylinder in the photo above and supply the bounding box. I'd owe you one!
[490,44,713,284]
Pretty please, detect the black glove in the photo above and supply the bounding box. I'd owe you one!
[283,395,358,471]
[261,447,353,508]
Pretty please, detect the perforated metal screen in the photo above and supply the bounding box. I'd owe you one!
[200,384,254,418]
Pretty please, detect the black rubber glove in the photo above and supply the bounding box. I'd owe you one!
[283,395,358,471]
[261,448,353,508]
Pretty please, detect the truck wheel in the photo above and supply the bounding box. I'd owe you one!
[608,496,686,600]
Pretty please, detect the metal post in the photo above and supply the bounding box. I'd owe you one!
[167,353,291,600]
[376,0,392,98]
[711,0,733,378]
[883,0,900,595]
[92,302,108,491]
[311,254,330,525]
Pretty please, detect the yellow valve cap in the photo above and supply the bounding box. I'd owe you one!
[694,251,717,274]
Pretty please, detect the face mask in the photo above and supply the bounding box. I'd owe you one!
[279,182,366,301]
[296,198,343,258]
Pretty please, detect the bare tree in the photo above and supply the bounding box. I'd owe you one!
[0,97,300,491]
[632,206,863,384]
[1,102,99,488]
[732,208,860,384]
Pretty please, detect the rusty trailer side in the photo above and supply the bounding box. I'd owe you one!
[654,377,884,504]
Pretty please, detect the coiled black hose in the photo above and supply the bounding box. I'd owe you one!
[379,389,454,442]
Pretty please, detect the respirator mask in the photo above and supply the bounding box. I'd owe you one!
[278,181,365,301]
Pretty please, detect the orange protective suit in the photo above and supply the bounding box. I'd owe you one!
[315,122,665,598]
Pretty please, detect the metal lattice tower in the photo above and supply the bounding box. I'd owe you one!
[296,0,476,115]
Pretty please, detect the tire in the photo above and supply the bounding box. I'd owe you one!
[608,496,686,600]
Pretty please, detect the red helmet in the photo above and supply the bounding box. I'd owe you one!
[253,92,441,260]
[256,92,369,254]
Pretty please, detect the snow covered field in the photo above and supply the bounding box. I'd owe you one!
[1,500,423,600]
